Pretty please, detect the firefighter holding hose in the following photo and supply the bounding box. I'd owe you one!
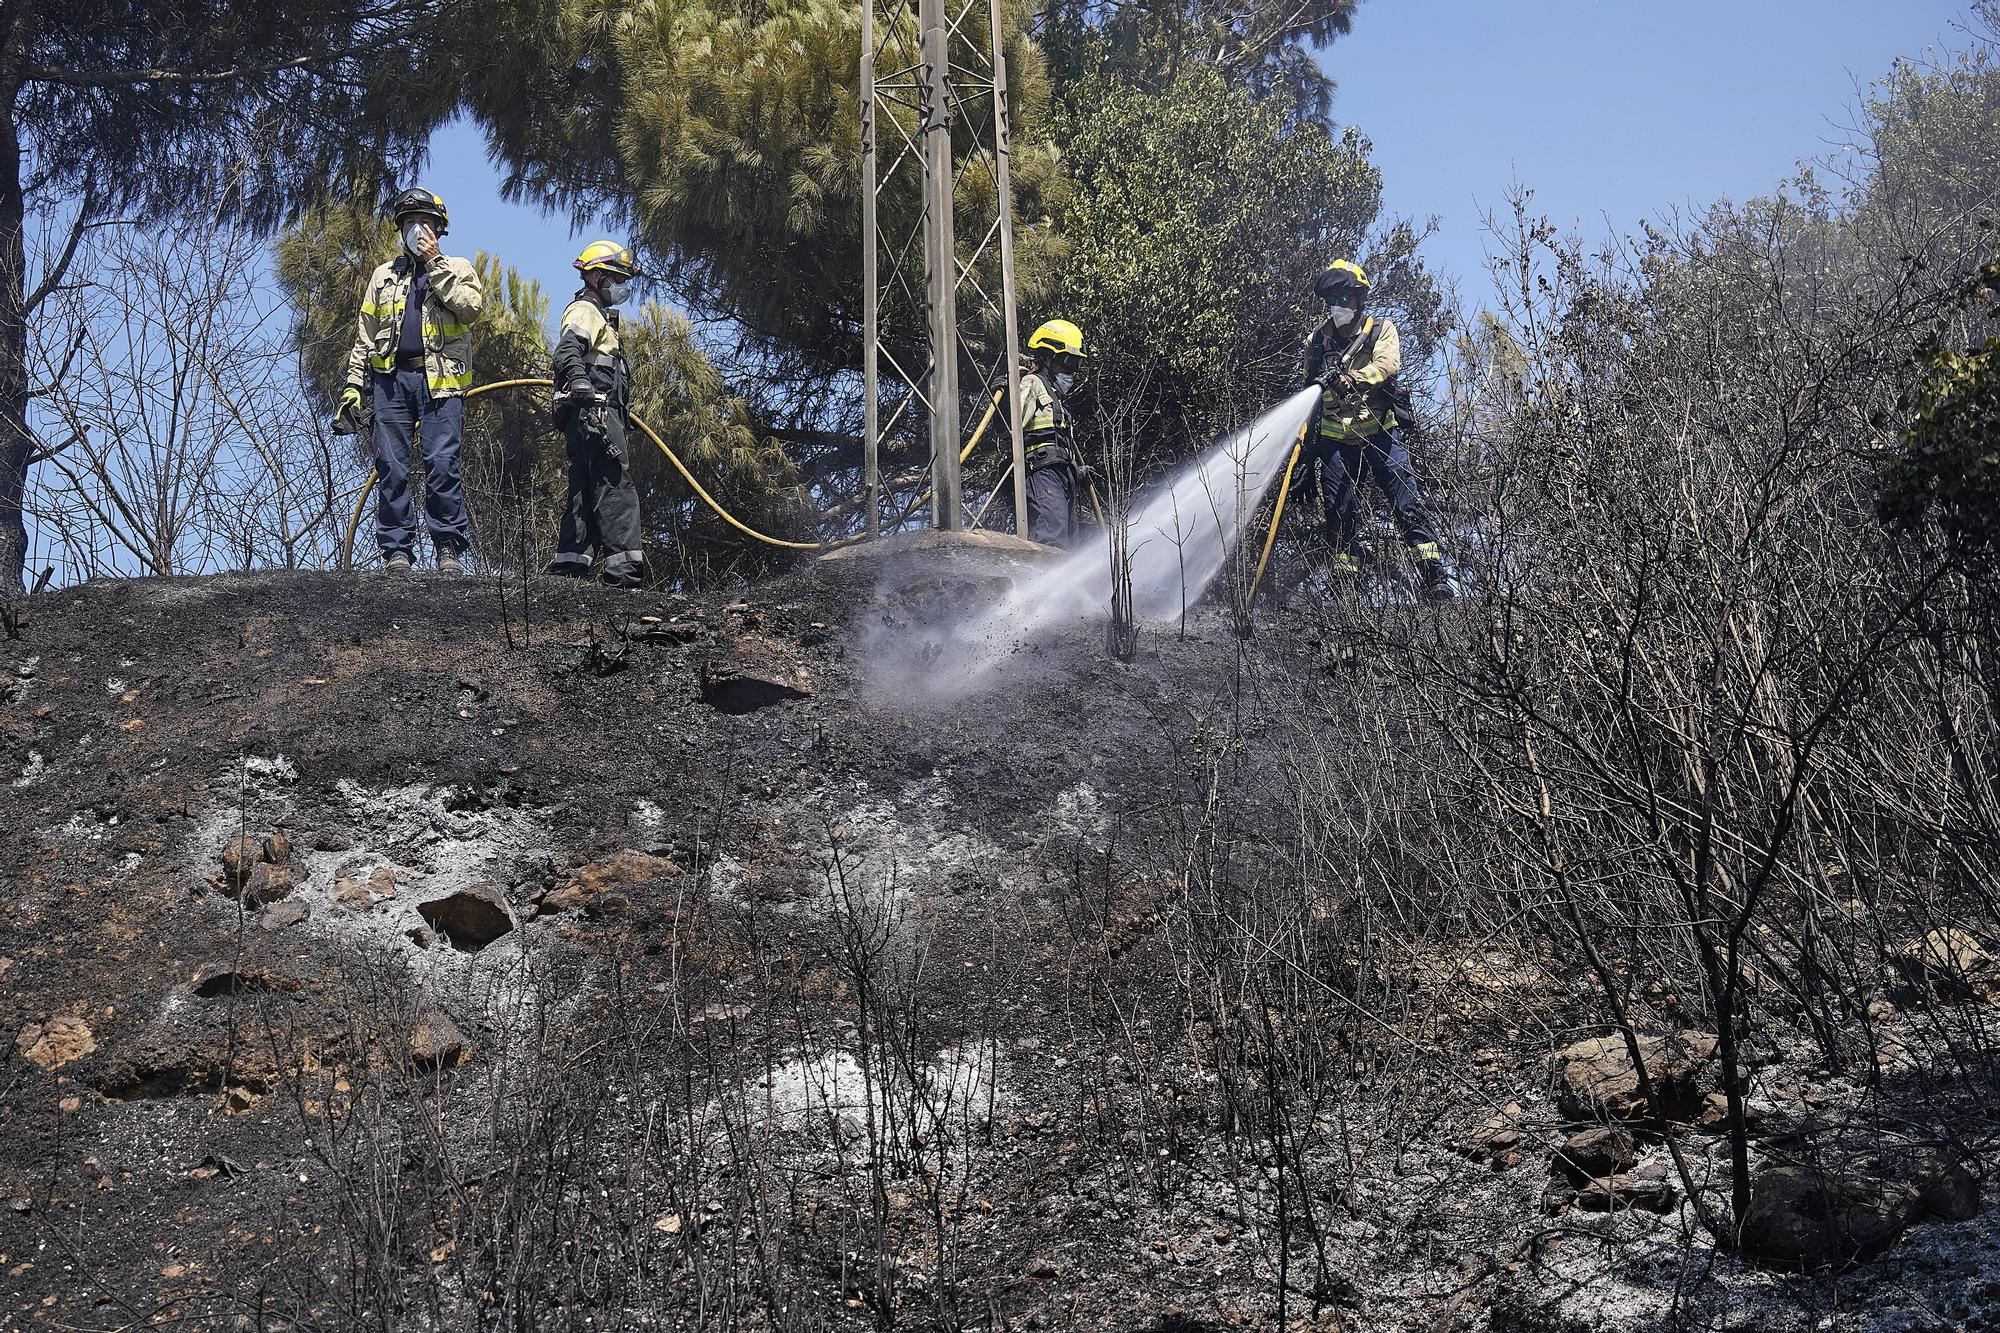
[1020,318,1094,547]
[1302,260,1452,602]
[547,240,647,588]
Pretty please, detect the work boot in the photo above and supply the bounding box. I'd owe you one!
[435,547,465,576]
[1417,558,1455,603]
[382,551,413,575]
[545,556,592,578]
[600,566,644,590]
[602,552,645,590]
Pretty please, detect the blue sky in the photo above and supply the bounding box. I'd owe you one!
[413,120,615,333]
[1325,0,1980,305]
[395,1,1980,329]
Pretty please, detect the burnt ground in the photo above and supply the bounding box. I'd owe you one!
[0,556,1997,1331]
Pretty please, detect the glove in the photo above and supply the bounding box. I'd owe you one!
[334,385,365,433]
[564,381,611,440]
[1072,461,1098,491]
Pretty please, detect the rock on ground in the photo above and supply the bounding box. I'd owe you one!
[416,883,515,949]
[1552,1031,1717,1124]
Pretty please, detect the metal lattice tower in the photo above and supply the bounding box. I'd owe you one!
[860,0,1026,536]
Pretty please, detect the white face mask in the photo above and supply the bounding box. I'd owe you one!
[1052,371,1075,395]
[1328,306,1358,328]
[605,280,632,305]
[402,221,434,254]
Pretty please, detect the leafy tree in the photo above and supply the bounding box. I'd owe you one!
[1045,70,1445,469]
[2,0,478,590]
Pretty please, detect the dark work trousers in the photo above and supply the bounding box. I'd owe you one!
[549,410,644,576]
[1025,449,1076,548]
[1315,426,1440,557]
[370,366,470,556]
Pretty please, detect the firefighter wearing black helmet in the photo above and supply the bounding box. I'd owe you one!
[547,241,647,588]
[336,187,485,574]
[1302,259,1452,601]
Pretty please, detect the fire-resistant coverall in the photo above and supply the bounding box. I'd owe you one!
[1020,369,1079,547]
[548,294,645,581]
[1302,313,1443,572]
[346,251,484,558]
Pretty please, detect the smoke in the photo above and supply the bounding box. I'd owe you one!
[863,386,1322,707]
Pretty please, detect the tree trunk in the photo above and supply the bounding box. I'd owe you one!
[0,97,30,594]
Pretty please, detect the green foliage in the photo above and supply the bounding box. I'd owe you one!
[1045,69,1442,457]
[465,0,1063,376]
[1884,263,2000,558]
[14,1,477,233]
[1038,0,1358,121]
[272,197,392,406]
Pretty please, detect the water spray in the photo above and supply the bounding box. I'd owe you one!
[870,386,1322,704]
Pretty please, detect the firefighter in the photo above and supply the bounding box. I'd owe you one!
[1020,318,1091,547]
[547,240,646,588]
[336,187,484,574]
[1302,260,1452,601]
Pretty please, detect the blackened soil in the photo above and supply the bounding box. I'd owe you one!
[0,562,1349,1330]
[3,565,1989,1333]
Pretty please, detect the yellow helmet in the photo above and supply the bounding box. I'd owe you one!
[1027,318,1087,360]
[574,240,639,279]
[1314,259,1370,305]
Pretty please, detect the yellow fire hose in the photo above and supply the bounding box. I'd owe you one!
[1244,422,1310,611]
[340,376,823,567]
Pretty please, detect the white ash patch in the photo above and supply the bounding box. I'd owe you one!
[1047,781,1109,841]
[731,1040,1005,1145]
[629,799,664,832]
[241,755,298,786]
[702,853,748,907]
[13,750,44,787]
[184,757,304,878]
[793,776,1019,916]
[329,778,537,892]
[105,677,126,695]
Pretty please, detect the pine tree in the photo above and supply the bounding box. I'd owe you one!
[1038,0,1360,122]
[622,303,819,581]
[463,0,1064,380]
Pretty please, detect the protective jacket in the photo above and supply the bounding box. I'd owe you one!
[1020,369,1074,460]
[346,252,483,397]
[1304,315,1403,441]
[553,295,629,418]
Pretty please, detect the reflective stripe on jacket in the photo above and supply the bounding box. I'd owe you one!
[1306,315,1402,440]
[345,253,484,397]
[1020,369,1072,458]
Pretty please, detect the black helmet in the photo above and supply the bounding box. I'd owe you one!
[389,187,449,234]
[1314,258,1370,309]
